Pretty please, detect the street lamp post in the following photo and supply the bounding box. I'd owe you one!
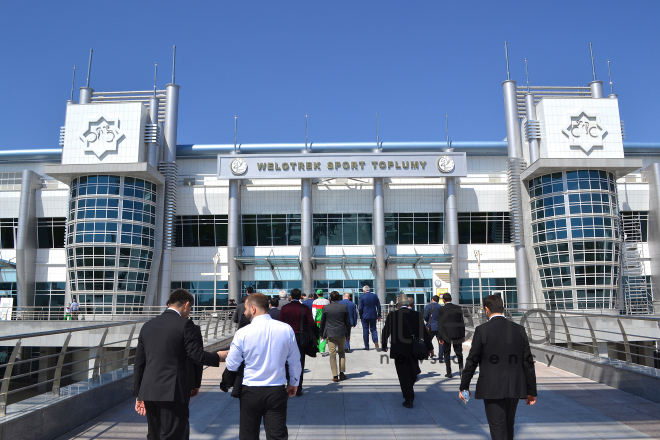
[212,253,221,311]
[474,250,483,307]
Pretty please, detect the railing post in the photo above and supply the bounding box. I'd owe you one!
[616,318,633,366]
[123,324,137,372]
[584,316,600,359]
[222,311,229,336]
[214,314,220,341]
[539,312,550,344]
[560,314,572,351]
[52,333,72,395]
[92,328,109,382]
[204,315,212,342]
[0,340,21,415]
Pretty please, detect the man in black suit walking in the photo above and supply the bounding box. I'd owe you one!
[134,289,226,440]
[436,293,466,378]
[459,295,537,440]
[381,293,434,408]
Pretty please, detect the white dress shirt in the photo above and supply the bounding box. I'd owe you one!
[226,313,302,387]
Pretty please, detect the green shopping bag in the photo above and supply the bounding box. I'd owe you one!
[318,338,327,353]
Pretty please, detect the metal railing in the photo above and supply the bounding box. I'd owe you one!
[3,305,237,322]
[459,305,660,375]
[0,312,238,415]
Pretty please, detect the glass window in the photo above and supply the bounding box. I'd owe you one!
[37,218,66,248]
[313,214,373,246]
[457,213,510,244]
[621,211,648,242]
[384,213,443,245]
[174,215,229,247]
[0,219,17,249]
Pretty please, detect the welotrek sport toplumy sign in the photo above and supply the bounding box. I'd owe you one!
[217,152,467,179]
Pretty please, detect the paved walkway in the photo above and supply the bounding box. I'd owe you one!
[58,324,660,439]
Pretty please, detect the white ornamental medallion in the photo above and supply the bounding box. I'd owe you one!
[230,158,248,175]
[561,110,607,154]
[78,115,125,158]
[437,155,455,173]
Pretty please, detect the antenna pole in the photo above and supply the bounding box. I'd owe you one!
[589,43,596,81]
[154,63,158,96]
[525,58,530,92]
[376,113,380,148]
[607,59,614,94]
[305,113,308,149]
[86,49,93,87]
[504,42,510,80]
[172,45,176,84]
[70,66,76,101]
[445,114,450,150]
[234,116,237,151]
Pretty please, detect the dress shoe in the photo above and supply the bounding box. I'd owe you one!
[296,390,304,397]
[364,347,370,351]
[340,372,347,381]
[445,373,453,378]
[374,342,379,349]
[332,376,339,382]
[402,400,413,408]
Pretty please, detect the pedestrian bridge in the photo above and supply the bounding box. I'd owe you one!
[55,324,660,440]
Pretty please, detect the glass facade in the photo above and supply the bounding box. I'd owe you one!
[385,213,442,245]
[458,278,518,307]
[528,170,620,310]
[67,175,157,312]
[244,214,301,246]
[457,212,511,244]
[171,281,229,309]
[0,218,17,249]
[313,214,372,246]
[35,282,66,318]
[175,215,228,247]
[242,280,302,297]
[37,218,66,249]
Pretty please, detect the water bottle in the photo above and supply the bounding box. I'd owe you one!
[461,390,469,404]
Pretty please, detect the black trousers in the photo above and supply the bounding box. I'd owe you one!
[394,355,419,401]
[240,385,288,440]
[144,401,189,440]
[286,341,306,392]
[484,398,520,440]
[443,341,464,375]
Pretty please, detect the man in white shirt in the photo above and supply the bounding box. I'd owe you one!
[225,293,301,440]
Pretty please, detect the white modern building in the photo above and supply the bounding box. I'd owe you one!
[0,68,658,316]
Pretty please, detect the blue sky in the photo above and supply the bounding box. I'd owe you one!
[0,1,658,151]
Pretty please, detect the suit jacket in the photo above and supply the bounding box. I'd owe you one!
[358,292,381,320]
[381,307,433,359]
[134,310,220,403]
[320,302,351,338]
[436,303,466,342]
[233,302,249,329]
[423,302,441,331]
[460,316,537,400]
[302,298,314,311]
[338,299,357,326]
[268,307,281,320]
[278,299,291,310]
[187,324,204,391]
[279,300,316,335]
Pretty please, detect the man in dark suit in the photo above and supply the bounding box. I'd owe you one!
[320,291,351,382]
[423,295,444,362]
[381,294,434,408]
[279,288,317,396]
[338,293,358,351]
[134,289,226,440]
[358,285,381,350]
[460,295,537,440]
[269,297,281,320]
[436,293,466,378]
[303,291,317,310]
[233,288,252,329]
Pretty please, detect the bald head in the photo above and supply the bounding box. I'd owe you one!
[343,293,350,300]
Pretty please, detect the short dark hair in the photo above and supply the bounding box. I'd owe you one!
[167,289,195,307]
[483,294,504,313]
[330,291,341,302]
[270,297,279,308]
[246,286,254,294]
[246,293,269,311]
[443,293,452,303]
[432,295,440,302]
[290,288,302,300]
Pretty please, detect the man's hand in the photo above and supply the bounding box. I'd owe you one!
[346,337,350,342]
[135,399,146,416]
[377,318,381,322]
[190,388,200,398]
[217,350,228,361]
[459,390,471,403]
[526,395,536,406]
[286,385,298,397]
[439,340,445,345]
